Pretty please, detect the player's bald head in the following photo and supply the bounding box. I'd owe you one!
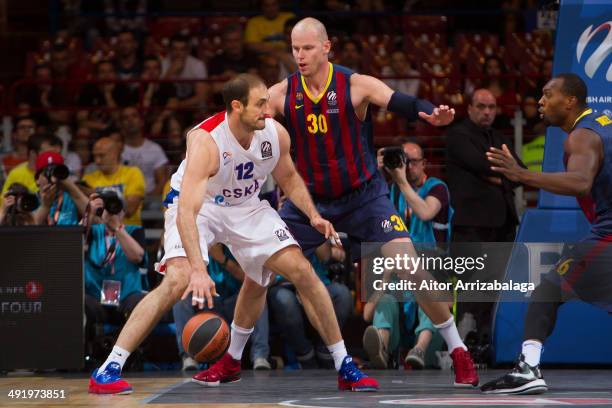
[292,17,328,42]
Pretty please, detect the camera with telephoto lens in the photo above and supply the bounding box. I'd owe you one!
[382,146,406,169]
[43,163,69,182]
[5,183,39,213]
[95,190,124,216]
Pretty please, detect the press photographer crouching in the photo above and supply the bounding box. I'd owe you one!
[32,152,89,225]
[83,191,147,363]
[0,183,38,226]
[363,142,453,370]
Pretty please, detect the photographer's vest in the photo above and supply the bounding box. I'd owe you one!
[85,224,147,301]
[390,177,454,243]
[48,191,79,225]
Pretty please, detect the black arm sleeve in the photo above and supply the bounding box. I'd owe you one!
[386,91,435,122]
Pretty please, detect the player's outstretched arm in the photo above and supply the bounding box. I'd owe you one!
[177,128,219,309]
[486,128,602,196]
[271,121,340,243]
[351,73,455,126]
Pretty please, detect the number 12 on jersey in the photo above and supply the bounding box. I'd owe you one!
[235,162,254,180]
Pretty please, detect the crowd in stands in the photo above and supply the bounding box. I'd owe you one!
[0,0,553,371]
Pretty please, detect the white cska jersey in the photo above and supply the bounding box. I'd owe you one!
[169,111,280,207]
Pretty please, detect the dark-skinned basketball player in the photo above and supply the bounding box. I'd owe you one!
[481,73,612,394]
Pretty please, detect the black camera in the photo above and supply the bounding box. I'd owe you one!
[43,164,69,182]
[326,261,348,284]
[95,190,124,216]
[5,184,39,213]
[382,146,406,169]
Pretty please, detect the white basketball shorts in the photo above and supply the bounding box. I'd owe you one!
[158,198,299,287]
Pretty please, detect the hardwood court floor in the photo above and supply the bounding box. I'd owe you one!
[1,369,612,408]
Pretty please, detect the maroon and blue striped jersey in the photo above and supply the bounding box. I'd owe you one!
[283,63,378,199]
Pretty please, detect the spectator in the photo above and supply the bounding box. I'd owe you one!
[15,64,72,127]
[83,191,147,363]
[446,89,524,242]
[77,60,137,134]
[63,138,84,179]
[268,243,352,368]
[118,106,169,196]
[535,57,554,92]
[114,30,141,81]
[172,244,271,371]
[152,115,185,168]
[2,117,36,176]
[50,42,72,81]
[161,34,209,115]
[381,50,420,97]
[276,17,298,78]
[257,54,282,88]
[244,0,295,54]
[32,151,89,225]
[445,89,526,333]
[481,56,518,124]
[1,133,60,203]
[141,55,178,131]
[209,24,259,79]
[337,40,367,73]
[522,93,544,139]
[73,127,95,175]
[49,41,82,108]
[82,137,145,226]
[103,0,148,36]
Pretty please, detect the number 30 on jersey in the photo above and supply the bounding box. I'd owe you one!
[306,114,328,134]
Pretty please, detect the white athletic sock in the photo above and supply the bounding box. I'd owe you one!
[228,322,254,361]
[434,316,467,352]
[522,340,543,367]
[327,340,348,371]
[100,345,130,372]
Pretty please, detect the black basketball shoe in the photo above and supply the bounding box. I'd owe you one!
[481,353,548,395]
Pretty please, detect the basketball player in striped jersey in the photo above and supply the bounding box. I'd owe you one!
[89,74,379,394]
[481,74,612,394]
[267,17,479,387]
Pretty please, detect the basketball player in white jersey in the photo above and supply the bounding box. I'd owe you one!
[89,74,379,394]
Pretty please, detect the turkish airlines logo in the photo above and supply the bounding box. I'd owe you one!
[25,281,43,300]
[576,21,612,81]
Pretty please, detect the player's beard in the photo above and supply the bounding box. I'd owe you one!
[241,116,265,132]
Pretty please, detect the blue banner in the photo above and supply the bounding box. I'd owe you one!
[539,0,612,209]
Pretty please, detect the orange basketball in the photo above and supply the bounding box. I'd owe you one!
[182,312,230,363]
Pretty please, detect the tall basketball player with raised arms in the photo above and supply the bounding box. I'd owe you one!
[89,74,379,394]
[266,17,479,387]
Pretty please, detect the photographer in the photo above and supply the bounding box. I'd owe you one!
[32,152,89,225]
[363,142,453,369]
[385,142,453,244]
[83,192,147,356]
[0,183,38,226]
[1,133,61,205]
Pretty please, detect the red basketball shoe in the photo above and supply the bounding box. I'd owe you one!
[88,362,133,394]
[192,353,241,387]
[337,356,379,392]
[451,347,479,387]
